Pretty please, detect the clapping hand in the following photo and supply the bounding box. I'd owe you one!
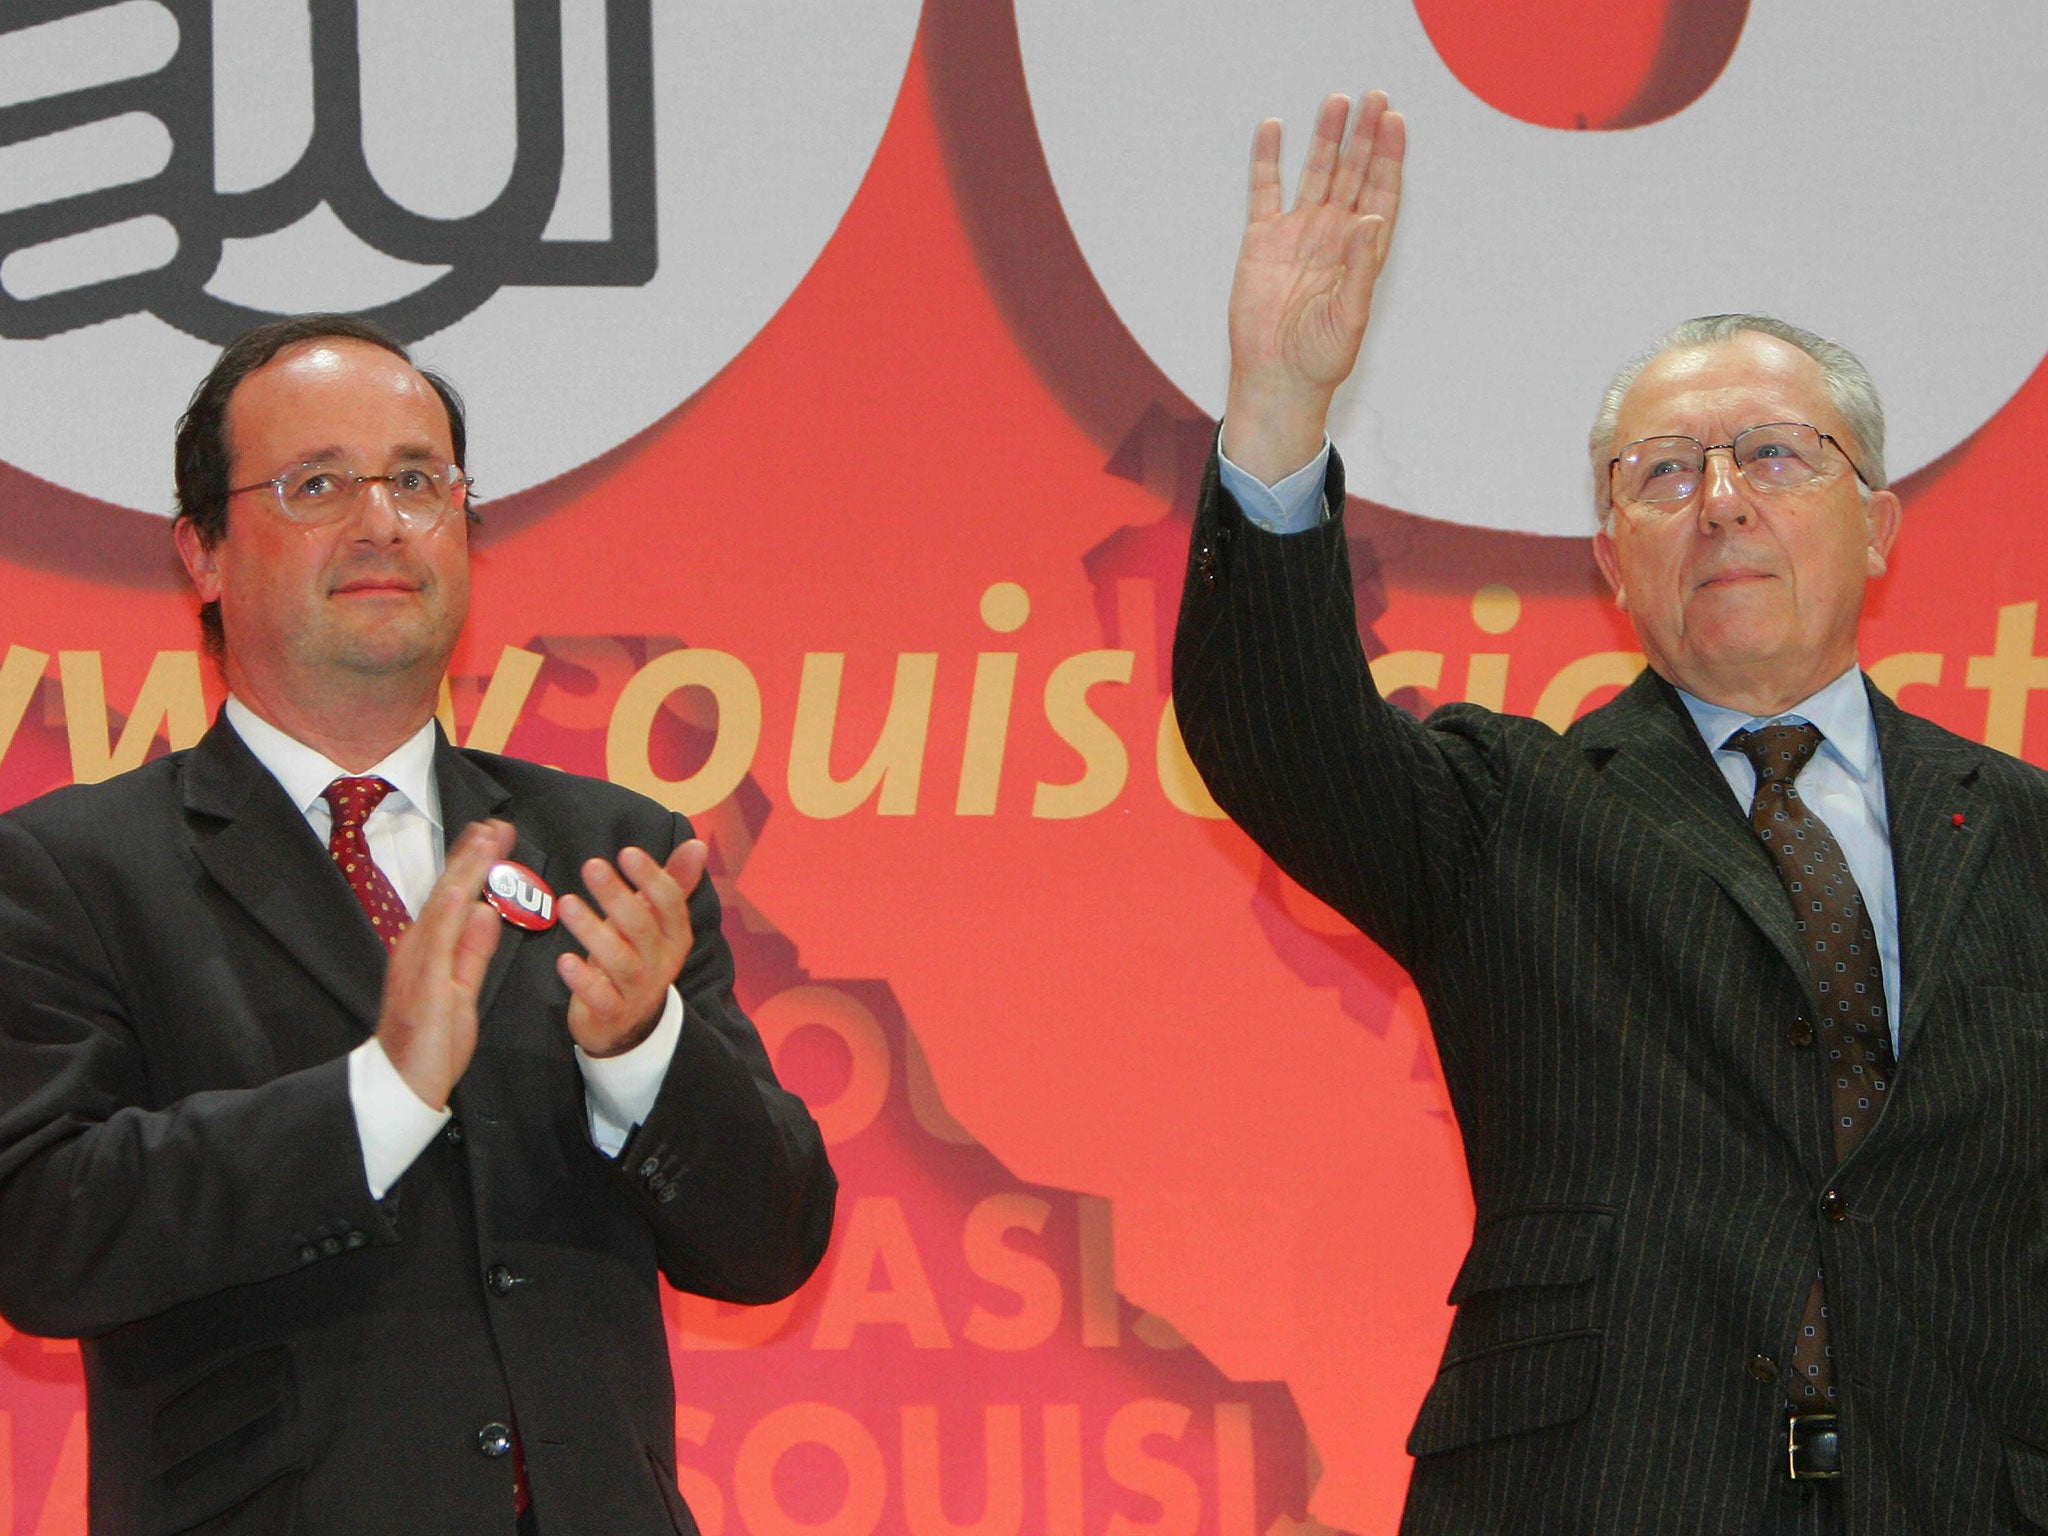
[557,840,709,1058]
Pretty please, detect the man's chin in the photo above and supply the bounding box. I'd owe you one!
[327,624,457,680]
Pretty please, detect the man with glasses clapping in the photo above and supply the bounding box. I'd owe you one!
[0,315,836,1535]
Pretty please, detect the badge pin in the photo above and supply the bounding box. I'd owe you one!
[486,861,556,931]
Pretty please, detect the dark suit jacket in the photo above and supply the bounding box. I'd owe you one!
[1173,452,2048,1535]
[0,716,836,1536]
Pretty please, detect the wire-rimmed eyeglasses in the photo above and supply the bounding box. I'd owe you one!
[1608,423,1870,510]
[227,461,473,529]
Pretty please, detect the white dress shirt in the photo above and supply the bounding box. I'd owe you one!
[224,698,684,1197]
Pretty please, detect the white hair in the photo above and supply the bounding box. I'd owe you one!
[1589,314,1887,525]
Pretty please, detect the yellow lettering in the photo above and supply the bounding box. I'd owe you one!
[1462,654,1510,711]
[1470,584,1521,635]
[958,654,1018,815]
[607,648,762,815]
[436,644,543,753]
[790,653,938,817]
[59,651,205,785]
[1033,651,1134,818]
[531,636,639,729]
[1367,650,1443,701]
[1532,651,1644,732]
[958,584,1029,815]
[813,1197,951,1350]
[0,647,50,770]
[1966,602,2048,753]
[961,1194,1060,1351]
[1155,698,1224,818]
[1867,651,1943,704]
[902,1405,1024,1536]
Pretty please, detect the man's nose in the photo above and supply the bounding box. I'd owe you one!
[350,477,407,539]
[1695,448,1749,528]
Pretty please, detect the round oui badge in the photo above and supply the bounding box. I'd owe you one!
[486,861,556,931]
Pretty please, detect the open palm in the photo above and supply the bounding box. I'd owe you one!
[1223,91,1405,482]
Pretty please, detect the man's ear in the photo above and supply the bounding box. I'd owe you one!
[1592,525,1630,613]
[1863,488,1902,579]
[173,517,222,602]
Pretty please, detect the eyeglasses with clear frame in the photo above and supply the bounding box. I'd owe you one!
[1607,422,1870,512]
[227,461,474,529]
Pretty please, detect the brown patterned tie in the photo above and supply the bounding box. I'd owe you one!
[321,777,412,950]
[1727,721,1891,1409]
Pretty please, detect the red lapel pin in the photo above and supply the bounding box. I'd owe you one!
[486,861,557,930]
[1951,813,1966,828]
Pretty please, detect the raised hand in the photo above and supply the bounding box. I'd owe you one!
[1222,90,1406,485]
[376,818,514,1109]
[557,839,709,1058]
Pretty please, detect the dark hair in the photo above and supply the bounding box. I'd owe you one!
[172,313,472,653]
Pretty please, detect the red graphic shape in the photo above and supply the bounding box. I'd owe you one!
[1415,0,1749,129]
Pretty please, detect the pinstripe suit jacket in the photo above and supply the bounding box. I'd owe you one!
[1173,453,2048,1535]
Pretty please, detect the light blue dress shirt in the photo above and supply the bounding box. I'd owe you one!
[1676,672,1902,1050]
[1216,434,1905,1052]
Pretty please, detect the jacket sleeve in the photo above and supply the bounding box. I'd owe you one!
[609,812,836,1304]
[0,816,393,1338]
[1171,448,1508,975]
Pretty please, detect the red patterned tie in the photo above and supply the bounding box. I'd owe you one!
[321,777,413,949]
[322,776,531,1518]
[1728,722,1891,1410]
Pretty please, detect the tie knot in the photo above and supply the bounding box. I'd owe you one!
[1727,720,1823,785]
[322,775,395,831]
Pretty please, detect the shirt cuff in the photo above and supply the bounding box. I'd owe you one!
[348,1037,452,1200]
[576,986,685,1158]
[1215,430,1333,534]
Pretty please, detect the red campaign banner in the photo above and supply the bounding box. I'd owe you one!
[4,2,2048,1532]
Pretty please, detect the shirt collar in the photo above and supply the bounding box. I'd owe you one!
[224,696,444,829]
[1676,665,1879,784]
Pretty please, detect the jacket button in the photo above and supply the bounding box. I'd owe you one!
[1789,1017,1815,1047]
[1820,1190,1847,1221]
[297,1245,319,1265]
[344,1230,366,1250]
[319,1235,343,1257]
[1747,1354,1778,1383]
[1195,548,1217,589]
[656,1184,679,1204]
[443,1118,465,1146]
[639,1157,661,1180]
[477,1422,513,1458]
[487,1264,518,1296]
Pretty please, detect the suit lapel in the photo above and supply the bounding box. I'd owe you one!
[434,735,536,1022]
[1572,670,1820,1009]
[183,715,387,1029]
[1870,688,1995,1054]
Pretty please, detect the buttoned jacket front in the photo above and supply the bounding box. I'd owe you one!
[1174,452,2048,1535]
